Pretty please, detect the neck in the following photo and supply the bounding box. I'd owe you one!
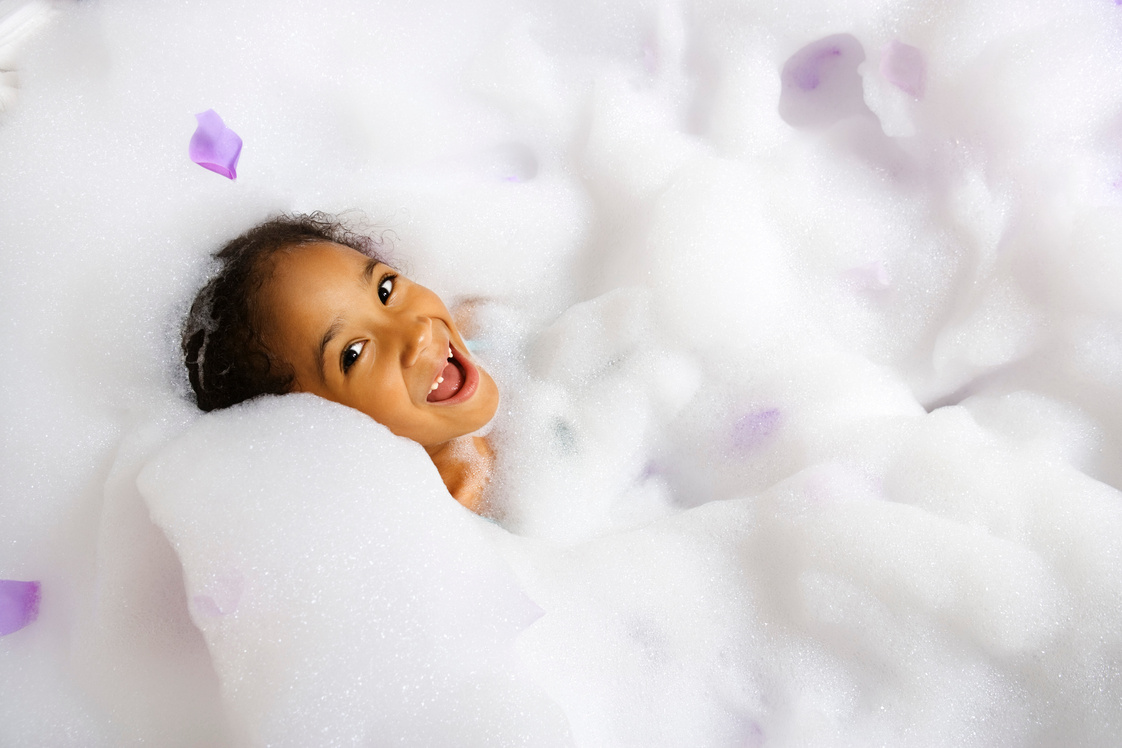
[425,435,494,514]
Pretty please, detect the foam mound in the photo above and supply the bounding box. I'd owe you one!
[137,394,566,746]
[3,0,1122,745]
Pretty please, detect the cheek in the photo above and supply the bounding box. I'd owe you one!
[482,375,500,413]
[356,379,429,429]
[356,388,410,422]
[462,372,500,427]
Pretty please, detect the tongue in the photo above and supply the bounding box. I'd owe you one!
[427,360,464,402]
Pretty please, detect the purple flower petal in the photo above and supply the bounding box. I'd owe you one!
[731,408,782,451]
[0,580,40,636]
[779,34,870,127]
[785,45,842,92]
[881,40,926,99]
[189,109,243,180]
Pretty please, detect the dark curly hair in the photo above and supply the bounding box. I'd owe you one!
[183,212,387,411]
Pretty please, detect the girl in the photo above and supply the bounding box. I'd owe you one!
[182,213,500,512]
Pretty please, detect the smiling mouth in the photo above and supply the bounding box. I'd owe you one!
[426,345,477,404]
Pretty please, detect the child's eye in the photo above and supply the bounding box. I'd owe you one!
[378,275,396,304]
[342,340,365,373]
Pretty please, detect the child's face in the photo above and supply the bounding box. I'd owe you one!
[262,242,499,450]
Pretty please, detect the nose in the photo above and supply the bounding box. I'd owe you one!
[399,315,432,368]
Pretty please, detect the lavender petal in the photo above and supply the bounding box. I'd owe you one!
[779,34,870,127]
[188,109,243,180]
[732,408,782,451]
[881,40,926,99]
[0,580,40,636]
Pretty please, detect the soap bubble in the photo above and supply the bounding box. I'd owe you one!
[3,0,1122,745]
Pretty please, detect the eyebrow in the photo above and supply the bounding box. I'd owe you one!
[317,317,345,384]
[361,257,378,286]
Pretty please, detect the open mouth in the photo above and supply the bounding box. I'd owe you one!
[426,344,478,404]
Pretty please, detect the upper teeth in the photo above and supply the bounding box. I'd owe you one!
[433,346,453,391]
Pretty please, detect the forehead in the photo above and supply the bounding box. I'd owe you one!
[264,241,375,310]
[261,242,374,351]
[268,241,370,282]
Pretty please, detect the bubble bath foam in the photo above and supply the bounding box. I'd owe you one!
[1,0,1121,745]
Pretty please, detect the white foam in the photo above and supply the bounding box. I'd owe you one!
[137,394,568,745]
[2,0,1122,744]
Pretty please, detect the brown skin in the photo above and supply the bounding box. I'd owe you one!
[260,242,500,512]
[428,435,495,514]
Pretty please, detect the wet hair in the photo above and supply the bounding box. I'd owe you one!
[182,212,386,412]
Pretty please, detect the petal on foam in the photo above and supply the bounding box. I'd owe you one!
[0,579,40,636]
[188,109,243,179]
